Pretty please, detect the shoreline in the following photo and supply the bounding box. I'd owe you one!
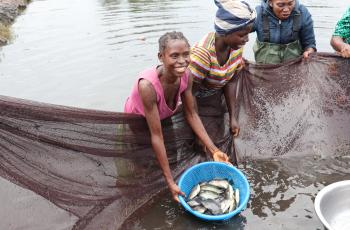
[0,0,30,45]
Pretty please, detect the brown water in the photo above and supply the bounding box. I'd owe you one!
[0,0,349,229]
[0,0,348,112]
[122,156,350,229]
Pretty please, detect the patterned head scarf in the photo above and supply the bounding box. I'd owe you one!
[214,0,256,35]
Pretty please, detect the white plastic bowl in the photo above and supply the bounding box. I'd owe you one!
[314,180,350,230]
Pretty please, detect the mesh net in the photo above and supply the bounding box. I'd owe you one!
[0,53,349,229]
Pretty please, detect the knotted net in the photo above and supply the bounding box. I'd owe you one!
[0,53,349,229]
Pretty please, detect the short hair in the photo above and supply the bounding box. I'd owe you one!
[158,31,190,53]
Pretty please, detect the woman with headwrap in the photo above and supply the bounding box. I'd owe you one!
[251,0,316,64]
[189,0,256,139]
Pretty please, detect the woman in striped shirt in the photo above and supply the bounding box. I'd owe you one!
[189,0,256,138]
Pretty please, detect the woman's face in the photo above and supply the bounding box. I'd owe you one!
[225,25,252,50]
[158,39,190,78]
[269,0,296,20]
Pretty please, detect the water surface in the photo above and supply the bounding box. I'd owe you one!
[0,0,349,229]
[0,0,348,111]
[123,156,350,229]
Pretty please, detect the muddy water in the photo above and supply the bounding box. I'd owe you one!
[0,0,348,112]
[122,156,350,229]
[0,0,349,229]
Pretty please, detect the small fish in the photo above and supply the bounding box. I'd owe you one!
[227,185,237,212]
[185,179,240,216]
[228,196,236,212]
[209,179,230,189]
[200,184,225,194]
[193,205,206,214]
[235,188,240,206]
[188,184,201,200]
[199,190,220,200]
[220,199,231,214]
[187,197,201,207]
[225,184,234,200]
[200,199,222,215]
[204,209,213,215]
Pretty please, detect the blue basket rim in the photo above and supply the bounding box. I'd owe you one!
[178,161,250,221]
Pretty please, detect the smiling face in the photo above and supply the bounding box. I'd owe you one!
[269,0,296,20]
[224,24,252,50]
[158,39,190,78]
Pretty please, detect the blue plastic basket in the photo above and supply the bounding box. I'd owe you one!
[178,161,250,221]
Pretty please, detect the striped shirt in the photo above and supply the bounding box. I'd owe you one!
[189,32,243,89]
[333,7,350,44]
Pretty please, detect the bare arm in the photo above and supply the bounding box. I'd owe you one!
[223,76,240,137]
[138,79,184,202]
[182,74,230,163]
[331,36,350,58]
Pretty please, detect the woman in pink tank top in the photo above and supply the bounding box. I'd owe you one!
[124,32,232,202]
[124,66,189,120]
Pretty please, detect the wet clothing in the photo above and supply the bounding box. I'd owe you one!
[189,32,243,89]
[333,7,350,44]
[252,0,316,64]
[214,0,256,35]
[124,67,189,120]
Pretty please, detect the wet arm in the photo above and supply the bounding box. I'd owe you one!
[138,80,175,187]
[182,74,219,155]
[331,36,350,58]
[183,75,231,163]
[223,75,240,137]
[331,7,350,57]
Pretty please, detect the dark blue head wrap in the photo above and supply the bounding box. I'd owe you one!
[214,0,256,35]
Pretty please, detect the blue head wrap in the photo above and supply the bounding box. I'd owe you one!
[214,0,256,35]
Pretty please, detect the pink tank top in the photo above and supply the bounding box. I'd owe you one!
[124,67,190,120]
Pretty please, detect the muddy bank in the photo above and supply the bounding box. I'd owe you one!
[0,0,30,45]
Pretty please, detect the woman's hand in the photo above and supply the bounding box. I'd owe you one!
[303,47,315,58]
[212,150,232,165]
[339,43,350,58]
[168,182,185,203]
[331,36,350,58]
[230,118,240,137]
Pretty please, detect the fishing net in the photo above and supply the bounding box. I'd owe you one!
[0,53,349,229]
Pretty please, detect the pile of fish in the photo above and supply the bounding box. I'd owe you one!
[186,179,240,215]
